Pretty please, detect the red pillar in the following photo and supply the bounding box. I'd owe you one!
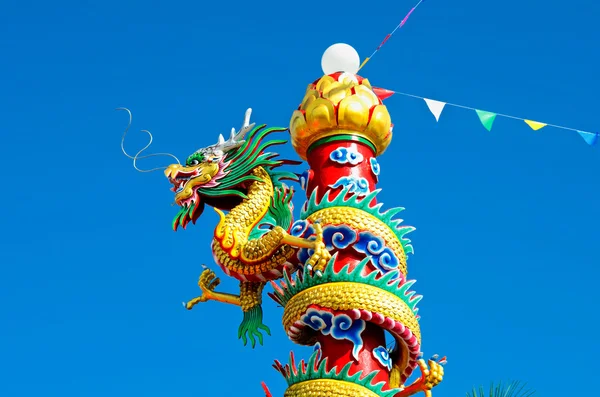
[303,137,390,385]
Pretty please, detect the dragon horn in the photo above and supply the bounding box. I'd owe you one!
[236,108,254,139]
[243,108,252,129]
[205,107,255,153]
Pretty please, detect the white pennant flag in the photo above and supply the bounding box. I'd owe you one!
[424,98,446,122]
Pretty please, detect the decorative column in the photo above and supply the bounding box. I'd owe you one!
[268,59,445,397]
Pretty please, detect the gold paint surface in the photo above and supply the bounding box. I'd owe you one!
[282,282,420,383]
[306,207,408,276]
[210,167,331,277]
[211,167,296,275]
[165,162,219,204]
[289,74,393,160]
[284,380,382,397]
[283,282,421,342]
[305,98,337,132]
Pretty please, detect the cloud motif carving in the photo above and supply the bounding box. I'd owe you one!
[300,308,366,360]
[297,224,358,265]
[323,224,357,250]
[330,147,364,165]
[373,346,392,370]
[299,169,311,191]
[290,219,311,237]
[313,342,322,361]
[330,176,370,196]
[353,231,400,275]
[295,225,401,278]
[370,157,380,177]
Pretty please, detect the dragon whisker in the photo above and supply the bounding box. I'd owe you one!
[117,107,181,173]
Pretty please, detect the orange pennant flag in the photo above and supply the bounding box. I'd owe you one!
[524,120,547,131]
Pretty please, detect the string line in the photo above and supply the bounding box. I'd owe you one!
[358,0,426,71]
[354,0,595,138]
[389,90,590,134]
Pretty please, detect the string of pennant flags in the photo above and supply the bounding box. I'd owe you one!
[372,88,598,146]
[359,0,425,71]
[356,1,597,146]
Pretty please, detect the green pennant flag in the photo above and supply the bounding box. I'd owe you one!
[475,109,497,131]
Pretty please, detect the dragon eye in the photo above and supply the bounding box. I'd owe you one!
[186,152,205,166]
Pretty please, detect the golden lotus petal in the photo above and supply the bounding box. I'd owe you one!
[366,104,392,153]
[327,88,352,106]
[290,110,309,139]
[361,78,373,89]
[337,72,359,85]
[322,83,352,106]
[302,89,320,99]
[340,76,359,87]
[305,83,316,93]
[305,98,336,132]
[300,90,320,110]
[378,129,393,155]
[337,95,370,131]
[315,75,335,92]
[301,95,317,111]
[354,85,379,108]
[321,81,342,98]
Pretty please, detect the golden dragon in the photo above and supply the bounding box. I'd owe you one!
[162,109,331,347]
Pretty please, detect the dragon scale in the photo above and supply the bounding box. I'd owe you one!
[211,166,297,283]
[271,71,446,397]
[121,67,446,396]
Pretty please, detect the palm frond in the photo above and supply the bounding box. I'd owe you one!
[466,381,536,397]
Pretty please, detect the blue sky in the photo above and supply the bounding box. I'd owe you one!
[1,1,598,396]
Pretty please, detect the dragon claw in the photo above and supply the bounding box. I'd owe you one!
[185,267,222,310]
[416,355,445,396]
[199,268,220,295]
[305,220,331,275]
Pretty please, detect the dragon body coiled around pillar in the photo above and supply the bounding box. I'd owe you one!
[161,109,331,347]
[120,84,446,397]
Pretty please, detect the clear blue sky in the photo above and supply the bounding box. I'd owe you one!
[1,1,598,396]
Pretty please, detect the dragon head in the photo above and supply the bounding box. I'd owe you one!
[163,108,299,231]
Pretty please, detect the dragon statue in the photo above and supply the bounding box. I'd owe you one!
[120,68,446,397]
[163,109,331,347]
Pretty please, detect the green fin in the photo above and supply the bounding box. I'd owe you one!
[238,305,271,348]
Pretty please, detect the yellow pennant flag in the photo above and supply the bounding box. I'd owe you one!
[524,120,547,131]
[358,57,370,71]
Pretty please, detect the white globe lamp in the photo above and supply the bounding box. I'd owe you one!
[321,43,361,75]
